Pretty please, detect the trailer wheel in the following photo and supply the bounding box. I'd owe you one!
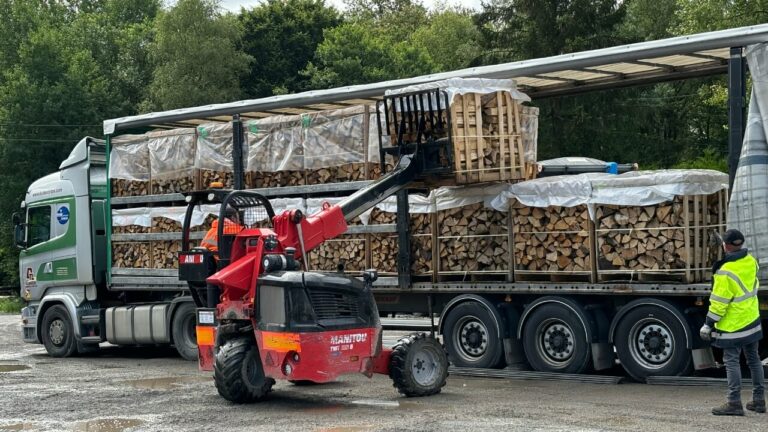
[442,302,503,368]
[41,305,78,358]
[172,302,198,361]
[614,305,692,382]
[522,303,591,373]
[390,333,448,397]
[214,336,274,403]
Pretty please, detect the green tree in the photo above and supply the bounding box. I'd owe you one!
[239,0,342,97]
[303,22,435,88]
[0,1,159,286]
[143,0,251,110]
[676,0,768,33]
[411,10,482,71]
[344,0,428,41]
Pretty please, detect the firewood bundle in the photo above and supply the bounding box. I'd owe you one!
[511,201,591,274]
[148,129,196,194]
[452,92,526,184]
[371,235,398,273]
[306,163,369,184]
[111,180,150,197]
[596,193,725,282]
[200,170,234,189]
[152,241,182,269]
[112,224,149,234]
[437,203,509,274]
[309,236,366,273]
[112,242,151,268]
[247,170,305,188]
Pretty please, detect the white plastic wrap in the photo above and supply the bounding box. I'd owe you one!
[521,105,539,163]
[268,198,305,216]
[303,107,368,169]
[109,134,149,180]
[112,208,152,228]
[148,128,196,180]
[245,116,303,172]
[373,183,510,215]
[113,205,219,229]
[196,122,245,172]
[385,78,531,106]
[491,170,728,215]
[729,43,768,279]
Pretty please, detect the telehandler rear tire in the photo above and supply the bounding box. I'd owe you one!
[214,336,274,403]
[389,333,448,397]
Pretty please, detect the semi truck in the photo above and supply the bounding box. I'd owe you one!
[13,25,768,381]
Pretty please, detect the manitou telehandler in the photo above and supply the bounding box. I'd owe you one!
[179,89,453,403]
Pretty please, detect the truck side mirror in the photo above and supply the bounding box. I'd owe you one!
[12,212,21,226]
[14,223,27,249]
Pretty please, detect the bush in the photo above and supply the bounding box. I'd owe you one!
[0,296,24,314]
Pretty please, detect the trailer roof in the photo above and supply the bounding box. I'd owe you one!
[103,24,768,135]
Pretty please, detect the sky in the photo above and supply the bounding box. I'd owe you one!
[217,0,483,12]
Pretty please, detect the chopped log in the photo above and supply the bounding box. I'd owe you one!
[111,179,149,197]
[309,236,366,273]
[152,241,182,269]
[112,242,151,268]
[437,203,509,273]
[511,201,591,273]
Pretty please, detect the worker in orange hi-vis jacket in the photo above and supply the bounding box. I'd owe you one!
[200,208,243,307]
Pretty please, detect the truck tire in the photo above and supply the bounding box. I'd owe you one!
[171,302,198,361]
[41,305,78,358]
[390,333,448,397]
[442,302,503,368]
[614,305,692,382]
[522,303,591,374]
[214,336,274,403]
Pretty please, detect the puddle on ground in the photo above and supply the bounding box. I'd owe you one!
[0,424,35,431]
[72,418,144,432]
[350,399,399,408]
[121,376,208,390]
[0,364,30,372]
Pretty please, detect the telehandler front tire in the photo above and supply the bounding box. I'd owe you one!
[389,333,448,397]
[214,336,274,403]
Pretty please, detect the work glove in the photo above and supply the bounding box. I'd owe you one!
[699,324,712,342]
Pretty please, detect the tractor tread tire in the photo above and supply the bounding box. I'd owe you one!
[214,337,274,403]
[389,332,448,397]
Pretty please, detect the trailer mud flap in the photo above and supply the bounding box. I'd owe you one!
[196,308,217,371]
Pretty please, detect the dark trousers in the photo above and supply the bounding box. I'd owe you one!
[723,341,765,403]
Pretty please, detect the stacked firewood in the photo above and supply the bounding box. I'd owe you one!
[200,170,234,189]
[511,201,591,273]
[437,203,509,273]
[596,198,687,273]
[306,163,369,184]
[596,193,725,282]
[152,241,182,269]
[112,224,149,234]
[112,242,151,268]
[148,129,197,194]
[246,171,305,188]
[309,237,366,272]
[112,180,150,197]
[369,207,398,274]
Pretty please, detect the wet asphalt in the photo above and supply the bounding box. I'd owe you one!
[0,314,766,432]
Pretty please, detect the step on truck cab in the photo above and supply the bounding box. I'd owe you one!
[14,137,198,359]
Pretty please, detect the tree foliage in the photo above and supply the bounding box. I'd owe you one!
[239,0,341,97]
[143,0,251,110]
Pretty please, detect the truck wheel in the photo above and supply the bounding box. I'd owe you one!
[214,336,274,403]
[442,302,503,368]
[614,305,692,382]
[41,305,78,358]
[172,302,198,361]
[522,303,591,374]
[390,333,448,397]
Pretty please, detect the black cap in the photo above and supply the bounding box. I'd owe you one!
[722,229,745,246]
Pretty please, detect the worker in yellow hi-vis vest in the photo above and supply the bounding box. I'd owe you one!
[700,229,764,416]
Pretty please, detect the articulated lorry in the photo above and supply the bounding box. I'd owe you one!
[14,25,768,381]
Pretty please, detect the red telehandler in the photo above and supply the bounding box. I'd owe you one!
[178,89,453,403]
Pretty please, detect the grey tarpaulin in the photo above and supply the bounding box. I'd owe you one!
[728,43,768,280]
